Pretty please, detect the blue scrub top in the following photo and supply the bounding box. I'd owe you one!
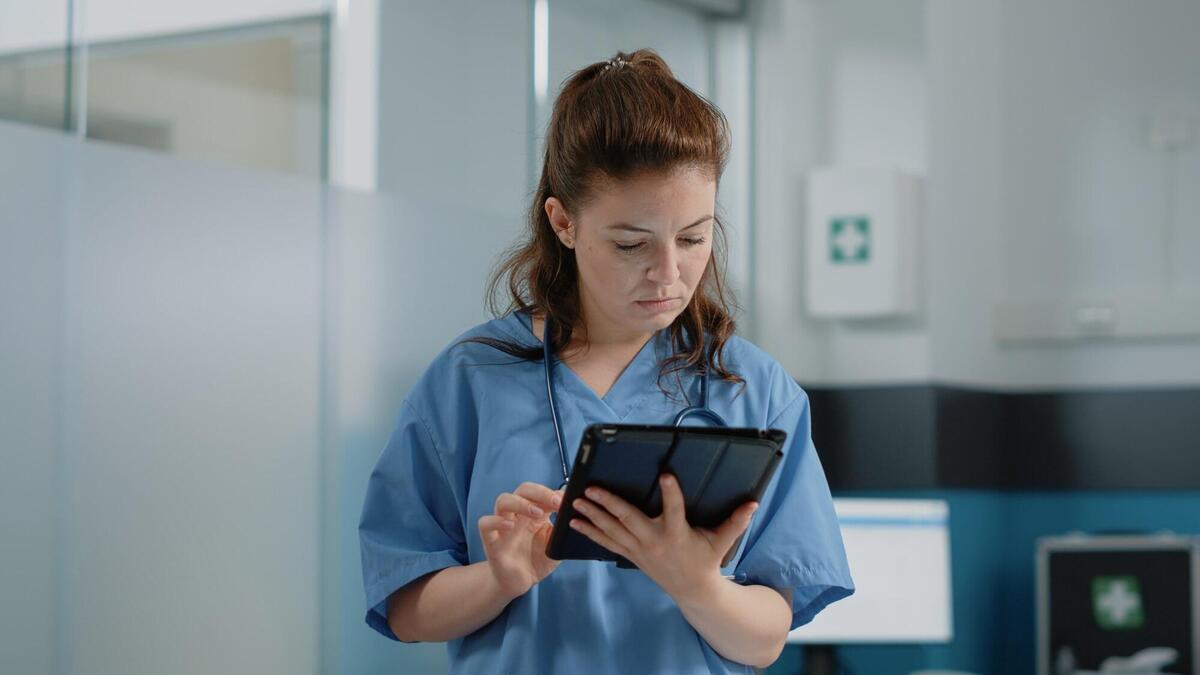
[359,310,854,674]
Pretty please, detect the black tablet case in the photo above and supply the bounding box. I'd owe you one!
[545,423,786,568]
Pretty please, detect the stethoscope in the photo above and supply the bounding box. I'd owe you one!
[542,314,728,486]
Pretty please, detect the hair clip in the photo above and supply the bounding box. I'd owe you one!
[603,57,629,72]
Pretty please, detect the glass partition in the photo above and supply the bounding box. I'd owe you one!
[83,16,328,178]
[0,1,72,132]
[0,121,64,675]
[0,6,328,179]
[0,119,326,675]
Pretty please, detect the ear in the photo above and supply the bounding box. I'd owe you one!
[544,197,576,249]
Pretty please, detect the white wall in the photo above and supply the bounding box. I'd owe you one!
[752,0,1200,389]
[748,0,831,383]
[751,0,932,385]
[929,0,1200,388]
[376,0,533,221]
[543,0,711,104]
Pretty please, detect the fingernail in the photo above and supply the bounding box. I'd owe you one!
[661,475,674,486]
[585,488,599,499]
[573,499,587,512]
[529,505,544,517]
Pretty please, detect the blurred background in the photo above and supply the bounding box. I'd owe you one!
[1,1,1197,674]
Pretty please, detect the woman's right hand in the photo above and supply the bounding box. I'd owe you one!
[478,481,565,599]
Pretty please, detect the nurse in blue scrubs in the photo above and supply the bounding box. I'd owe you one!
[359,49,854,674]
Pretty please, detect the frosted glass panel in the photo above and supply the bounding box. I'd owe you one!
[0,120,323,675]
[60,138,323,675]
[0,121,62,675]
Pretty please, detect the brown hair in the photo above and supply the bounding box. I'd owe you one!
[467,48,743,397]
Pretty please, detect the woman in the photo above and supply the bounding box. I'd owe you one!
[359,49,853,673]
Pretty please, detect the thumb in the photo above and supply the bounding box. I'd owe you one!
[711,501,758,554]
[533,518,553,543]
[533,520,559,559]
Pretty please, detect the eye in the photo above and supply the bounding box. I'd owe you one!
[614,242,645,254]
[680,236,706,247]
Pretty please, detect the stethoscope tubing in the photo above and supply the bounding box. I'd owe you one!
[542,314,727,486]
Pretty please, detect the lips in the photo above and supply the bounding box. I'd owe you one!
[635,297,681,312]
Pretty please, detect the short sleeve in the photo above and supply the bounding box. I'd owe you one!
[358,399,468,641]
[733,388,855,630]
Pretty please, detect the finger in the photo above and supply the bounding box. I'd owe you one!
[515,482,564,511]
[711,501,758,554]
[478,514,517,535]
[478,515,516,545]
[658,474,687,535]
[581,487,653,541]
[495,492,548,519]
[568,517,628,558]
[573,498,640,552]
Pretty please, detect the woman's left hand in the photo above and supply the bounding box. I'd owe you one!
[568,473,758,603]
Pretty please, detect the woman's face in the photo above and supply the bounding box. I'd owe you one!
[546,166,717,341]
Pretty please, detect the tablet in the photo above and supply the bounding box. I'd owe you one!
[545,423,786,568]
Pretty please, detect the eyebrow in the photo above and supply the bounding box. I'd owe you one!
[606,215,713,234]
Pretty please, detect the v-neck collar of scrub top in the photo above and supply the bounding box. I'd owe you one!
[502,309,667,422]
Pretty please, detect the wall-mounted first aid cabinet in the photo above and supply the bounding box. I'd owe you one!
[805,168,922,318]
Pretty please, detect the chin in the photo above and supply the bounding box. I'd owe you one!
[646,309,683,330]
[652,314,678,330]
[621,312,670,333]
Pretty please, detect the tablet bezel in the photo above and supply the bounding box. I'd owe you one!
[545,423,786,567]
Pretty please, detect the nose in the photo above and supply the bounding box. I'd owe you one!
[646,242,681,286]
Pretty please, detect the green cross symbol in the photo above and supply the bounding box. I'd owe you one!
[1092,576,1144,630]
[830,216,871,264]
